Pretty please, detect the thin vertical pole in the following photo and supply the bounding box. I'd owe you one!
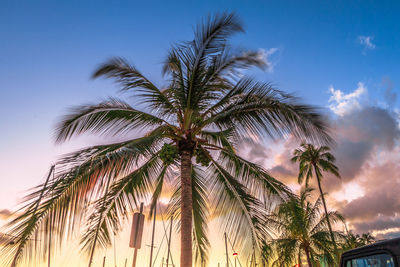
[114,232,117,267]
[132,203,144,267]
[48,229,51,267]
[89,176,113,267]
[251,243,257,267]
[102,256,106,267]
[48,209,52,267]
[149,204,157,267]
[225,233,229,267]
[48,165,55,267]
[125,258,128,267]
[166,216,173,267]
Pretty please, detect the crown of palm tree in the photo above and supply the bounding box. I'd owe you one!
[292,143,340,186]
[2,12,332,267]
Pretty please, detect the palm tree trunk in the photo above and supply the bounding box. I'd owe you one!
[313,164,338,261]
[304,246,312,267]
[180,150,193,267]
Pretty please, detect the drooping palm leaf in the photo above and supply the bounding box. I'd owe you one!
[208,159,267,251]
[93,58,177,117]
[81,154,163,255]
[55,98,169,143]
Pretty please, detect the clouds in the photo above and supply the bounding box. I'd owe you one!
[358,35,376,54]
[329,82,367,116]
[251,84,400,237]
[329,106,399,186]
[340,159,400,224]
[238,137,271,166]
[354,216,400,234]
[382,76,397,107]
[257,48,279,72]
[327,104,400,236]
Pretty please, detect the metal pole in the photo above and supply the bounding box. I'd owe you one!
[89,177,113,267]
[125,258,128,267]
[114,232,117,267]
[132,203,144,267]
[48,165,55,267]
[48,214,52,267]
[225,233,229,267]
[102,256,106,267]
[166,216,173,267]
[149,204,157,267]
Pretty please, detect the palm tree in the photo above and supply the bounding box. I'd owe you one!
[2,13,332,267]
[266,188,344,267]
[291,143,340,260]
[360,233,375,245]
[341,231,375,251]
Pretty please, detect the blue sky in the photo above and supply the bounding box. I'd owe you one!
[2,0,400,107]
[2,0,398,155]
[1,0,400,265]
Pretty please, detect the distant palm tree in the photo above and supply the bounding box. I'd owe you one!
[360,233,375,245]
[341,231,375,251]
[266,188,344,267]
[291,143,340,260]
[2,13,331,267]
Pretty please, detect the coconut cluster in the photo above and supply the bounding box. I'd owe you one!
[160,143,179,165]
[194,147,211,167]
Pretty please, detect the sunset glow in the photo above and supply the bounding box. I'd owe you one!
[1,1,400,266]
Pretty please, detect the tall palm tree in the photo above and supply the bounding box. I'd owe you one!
[291,143,340,260]
[266,188,344,267]
[1,13,332,267]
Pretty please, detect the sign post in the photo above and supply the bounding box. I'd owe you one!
[130,203,145,267]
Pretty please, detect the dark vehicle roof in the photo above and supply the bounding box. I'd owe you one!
[342,238,400,258]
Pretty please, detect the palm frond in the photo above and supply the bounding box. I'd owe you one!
[81,154,162,255]
[93,57,177,116]
[191,166,210,265]
[2,134,162,265]
[206,79,332,144]
[208,159,266,252]
[149,166,168,218]
[217,149,291,200]
[55,98,168,143]
[184,12,244,109]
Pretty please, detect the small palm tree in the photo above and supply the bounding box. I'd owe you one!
[291,143,340,260]
[2,13,331,267]
[266,188,344,267]
[360,233,375,245]
[341,231,375,251]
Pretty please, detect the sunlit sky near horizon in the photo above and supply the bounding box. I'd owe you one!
[1,0,400,266]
